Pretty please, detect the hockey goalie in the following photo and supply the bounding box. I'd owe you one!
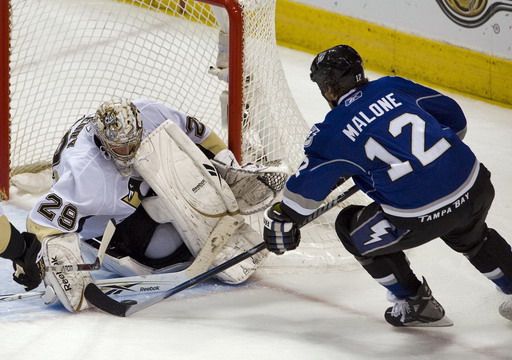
[20,98,282,312]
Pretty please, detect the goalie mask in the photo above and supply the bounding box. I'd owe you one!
[92,99,143,176]
[310,45,367,107]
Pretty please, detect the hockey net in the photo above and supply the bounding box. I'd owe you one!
[2,0,369,270]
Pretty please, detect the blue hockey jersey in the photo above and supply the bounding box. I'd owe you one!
[283,76,479,218]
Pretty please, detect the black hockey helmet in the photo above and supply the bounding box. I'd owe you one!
[310,45,366,99]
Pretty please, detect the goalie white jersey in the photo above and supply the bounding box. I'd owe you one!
[28,99,215,240]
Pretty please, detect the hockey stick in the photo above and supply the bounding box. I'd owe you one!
[43,219,116,273]
[0,291,46,302]
[85,184,360,316]
[1,216,242,304]
[0,273,186,303]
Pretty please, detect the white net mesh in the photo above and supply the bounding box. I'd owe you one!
[8,0,369,270]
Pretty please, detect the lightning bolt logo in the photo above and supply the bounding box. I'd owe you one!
[364,220,391,246]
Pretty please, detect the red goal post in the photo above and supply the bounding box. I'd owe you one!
[0,0,11,199]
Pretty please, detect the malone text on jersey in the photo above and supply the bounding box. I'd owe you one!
[343,92,403,142]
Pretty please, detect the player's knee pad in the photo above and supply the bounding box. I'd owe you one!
[335,205,364,256]
[337,203,410,257]
[42,233,92,312]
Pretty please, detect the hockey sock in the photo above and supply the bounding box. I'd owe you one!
[358,252,422,299]
[466,228,512,293]
[492,275,512,294]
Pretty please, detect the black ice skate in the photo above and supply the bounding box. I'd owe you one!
[384,278,453,327]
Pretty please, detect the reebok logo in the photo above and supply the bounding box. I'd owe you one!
[140,286,160,292]
[345,91,362,106]
[192,179,206,193]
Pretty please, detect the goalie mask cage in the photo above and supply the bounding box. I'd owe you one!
[2,0,367,269]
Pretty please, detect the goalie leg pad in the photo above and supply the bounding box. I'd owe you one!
[134,120,239,258]
[134,121,267,284]
[214,222,269,284]
[42,233,92,312]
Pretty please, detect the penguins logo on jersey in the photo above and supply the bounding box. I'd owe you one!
[436,0,512,28]
[121,178,143,208]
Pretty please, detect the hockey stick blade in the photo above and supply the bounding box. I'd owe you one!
[44,219,116,272]
[85,242,266,316]
[86,185,359,316]
[84,283,131,317]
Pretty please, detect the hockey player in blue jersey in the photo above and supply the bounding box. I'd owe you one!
[262,44,512,326]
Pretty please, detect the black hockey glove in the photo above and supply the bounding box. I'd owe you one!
[263,203,301,255]
[12,233,45,291]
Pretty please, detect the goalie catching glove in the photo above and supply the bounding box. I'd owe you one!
[212,149,289,214]
[263,203,301,255]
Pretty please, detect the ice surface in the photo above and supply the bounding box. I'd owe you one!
[1,46,511,360]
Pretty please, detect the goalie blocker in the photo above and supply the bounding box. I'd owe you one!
[41,233,93,312]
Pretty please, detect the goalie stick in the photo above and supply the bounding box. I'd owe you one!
[43,219,116,273]
[1,268,224,303]
[0,276,179,302]
[84,184,360,317]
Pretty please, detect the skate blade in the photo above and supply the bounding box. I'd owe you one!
[405,316,454,327]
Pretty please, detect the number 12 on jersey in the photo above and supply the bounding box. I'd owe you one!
[364,113,451,181]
